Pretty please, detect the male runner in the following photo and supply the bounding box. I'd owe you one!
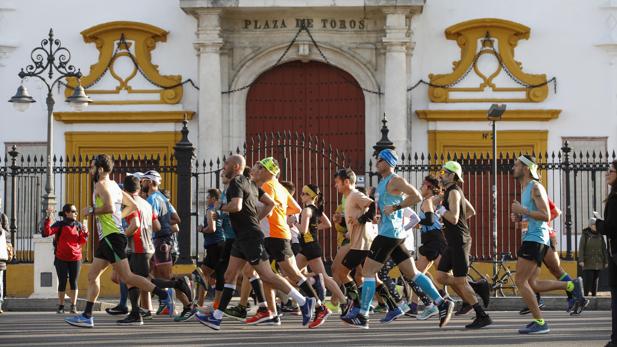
[433,161,492,329]
[64,154,172,328]
[511,155,586,334]
[195,154,316,330]
[342,150,454,329]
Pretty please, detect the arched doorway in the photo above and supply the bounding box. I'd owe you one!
[246,61,365,171]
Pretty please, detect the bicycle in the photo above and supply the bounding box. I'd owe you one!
[468,252,518,297]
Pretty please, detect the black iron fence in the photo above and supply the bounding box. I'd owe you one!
[367,143,616,260]
[2,125,615,264]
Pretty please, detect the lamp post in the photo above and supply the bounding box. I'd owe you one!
[488,103,506,285]
[9,28,92,219]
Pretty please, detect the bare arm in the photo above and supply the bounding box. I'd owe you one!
[120,191,137,218]
[152,218,161,232]
[204,211,216,233]
[442,189,461,225]
[513,183,550,222]
[383,177,421,215]
[125,216,140,237]
[464,198,476,219]
[318,213,332,230]
[298,207,312,235]
[221,197,242,213]
[258,193,275,221]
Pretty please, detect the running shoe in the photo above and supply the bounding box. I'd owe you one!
[223,304,247,321]
[474,279,491,308]
[341,306,360,320]
[324,301,340,314]
[195,311,221,331]
[256,315,281,326]
[65,314,94,328]
[437,299,454,328]
[518,321,550,334]
[140,308,153,320]
[519,300,545,315]
[380,305,406,324]
[300,297,317,326]
[405,305,418,318]
[174,306,197,322]
[465,314,492,329]
[280,300,300,315]
[455,302,473,316]
[156,301,167,315]
[309,305,331,329]
[245,307,274,325]
[417,305,439,321]
[341,312,369,329]
[56,305,65,314]
[566,298,576,313]
[106,304,128,315]
[570,277,589,315]
[69,304,77,314]
[117,313,144,326]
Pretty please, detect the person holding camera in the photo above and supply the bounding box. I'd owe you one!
[42,204,88,314]
[593,160,617,347]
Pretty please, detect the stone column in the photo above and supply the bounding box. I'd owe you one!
[382,8,410,153]
[194,9,223,160]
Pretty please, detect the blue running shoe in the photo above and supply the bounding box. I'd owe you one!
[65,314,94,328]
[300,297,316,326]
[163,288,175,317]
[195,311,221,331]
[342,306,360,320]
[566,298,576,313]
[380,305,406,324]
[518,321,550,334]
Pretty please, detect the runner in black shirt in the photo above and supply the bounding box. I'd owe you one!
[195,154,316,330]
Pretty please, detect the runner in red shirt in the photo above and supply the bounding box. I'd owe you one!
[43,204,88,314]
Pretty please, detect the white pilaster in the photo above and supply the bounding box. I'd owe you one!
[382,8,410,153]
[194,9,223,160]
[30,234,57,298]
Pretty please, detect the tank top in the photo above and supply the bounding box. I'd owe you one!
[94,180,124,240]
[442,184,469,246]
[521,181,550,246]
[300,205,321,246]
[376,173,405,239]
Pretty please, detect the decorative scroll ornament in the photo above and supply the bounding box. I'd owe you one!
[428,18,550,103]
[64,21,183,105]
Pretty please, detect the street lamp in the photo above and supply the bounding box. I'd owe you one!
[8,28,92,219]
[488,103,506,285]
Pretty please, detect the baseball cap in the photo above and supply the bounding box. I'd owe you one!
[443,161,464,183]
[143,170,162,184]
[259,157,280,176]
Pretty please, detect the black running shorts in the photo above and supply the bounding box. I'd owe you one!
[95,233,127,264]
[264,237,294,262]
[367,235,410,265]
[437,242,471,277]
[419,231,447,261]
[230,236,269,265]
[518,241,549,267]
[203,241,226,269]
[299,242,323,261]
[128,252,152,278]
[342,249,370,270]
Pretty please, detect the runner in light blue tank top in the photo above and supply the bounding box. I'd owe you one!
[521,181,550,246]
[376,173,405,239]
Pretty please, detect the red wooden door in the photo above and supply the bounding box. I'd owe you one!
[246,61,365,171]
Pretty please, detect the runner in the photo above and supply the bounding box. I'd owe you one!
[519,200,585,315]
[511,155,586,334]
[247,157,326,328]
[116,175,158,325]
[331,168,376,320]
[64,154,172,328]
[295,183,347,327]
[433,161,492,329]
[342,150,454,329]
[195,154,316,330]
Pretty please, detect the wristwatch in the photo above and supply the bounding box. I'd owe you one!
[88,207,95,215]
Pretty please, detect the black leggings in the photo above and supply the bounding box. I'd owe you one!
[582,269,601,296]
[54,258,80,292]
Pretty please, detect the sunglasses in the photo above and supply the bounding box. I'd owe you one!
[69,210,78,213]
[439,169,453,175]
